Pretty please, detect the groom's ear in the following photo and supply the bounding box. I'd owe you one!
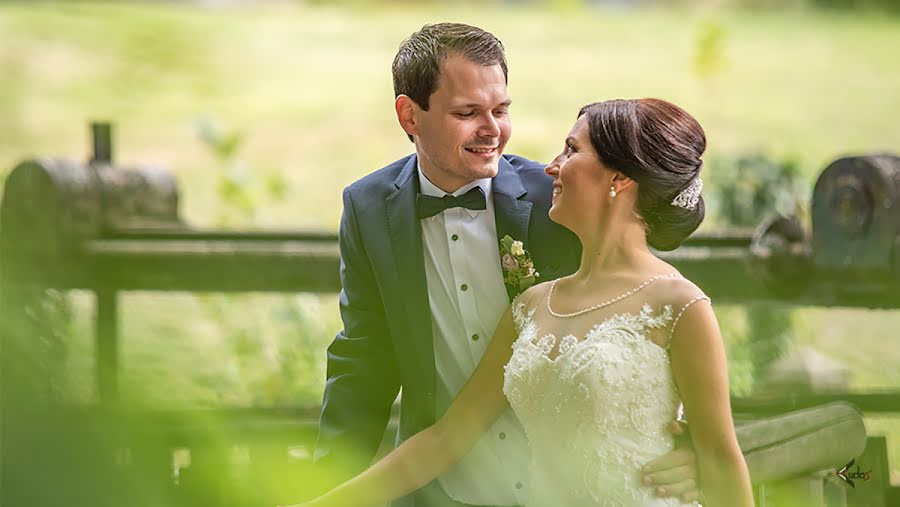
[395,95,419,139]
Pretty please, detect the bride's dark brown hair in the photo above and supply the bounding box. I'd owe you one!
[578,98,706,251]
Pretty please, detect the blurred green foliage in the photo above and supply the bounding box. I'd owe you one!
[708,153,807,227]
[194,116,288,227]
[191,115,326,407]
[693,20,728,82]
[708,153,807,391]
[812,0,900,11]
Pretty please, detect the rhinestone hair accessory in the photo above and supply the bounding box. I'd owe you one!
[671,177,703,210]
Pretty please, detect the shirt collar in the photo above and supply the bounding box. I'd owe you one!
[417,162,492,218]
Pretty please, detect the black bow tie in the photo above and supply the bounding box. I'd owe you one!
[416,186,487,219]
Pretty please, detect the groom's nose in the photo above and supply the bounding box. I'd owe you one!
[476,112,501,138]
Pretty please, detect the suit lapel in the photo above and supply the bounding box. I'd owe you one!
[492,158,534,302]
[385,156,436,418]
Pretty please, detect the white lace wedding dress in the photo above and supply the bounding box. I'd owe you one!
[503,276,707,507]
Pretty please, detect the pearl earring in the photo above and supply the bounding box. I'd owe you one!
[609,185,617,199]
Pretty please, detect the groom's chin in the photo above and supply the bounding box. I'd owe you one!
[473,163,499,180]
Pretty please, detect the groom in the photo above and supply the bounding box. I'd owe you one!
[314,23,699,507]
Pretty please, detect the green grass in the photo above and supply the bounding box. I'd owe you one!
[2,1,900,481]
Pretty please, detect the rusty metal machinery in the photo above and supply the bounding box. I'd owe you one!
[812,154,900,273]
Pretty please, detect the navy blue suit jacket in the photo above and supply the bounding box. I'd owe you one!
[314,153,581,507]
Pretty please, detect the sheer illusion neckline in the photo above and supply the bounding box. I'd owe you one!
[546,273,682,318]
[523,304,674,363]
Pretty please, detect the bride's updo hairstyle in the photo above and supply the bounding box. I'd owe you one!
[578,98,706,251]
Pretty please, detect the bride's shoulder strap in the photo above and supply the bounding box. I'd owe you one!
[665,277,711,349]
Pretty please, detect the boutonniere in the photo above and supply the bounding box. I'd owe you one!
[499,235,540,299]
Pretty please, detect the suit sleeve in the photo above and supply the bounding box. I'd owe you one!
[313,187,402,483]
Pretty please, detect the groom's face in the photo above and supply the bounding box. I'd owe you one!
[403,55,511,192]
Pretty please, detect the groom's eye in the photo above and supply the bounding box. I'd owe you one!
[455,111,476,119]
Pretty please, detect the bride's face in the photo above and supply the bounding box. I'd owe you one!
[544,115,613,232]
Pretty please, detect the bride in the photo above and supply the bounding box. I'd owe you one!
[290,98,753,507]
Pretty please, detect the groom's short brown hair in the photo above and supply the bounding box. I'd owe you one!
[392,22,508,112]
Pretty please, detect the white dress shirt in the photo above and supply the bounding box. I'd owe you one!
[418,167,530,506]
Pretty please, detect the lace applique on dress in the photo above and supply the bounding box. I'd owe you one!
[503,298,698,507]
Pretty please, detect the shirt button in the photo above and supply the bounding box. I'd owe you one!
[451,234,459,241]
[515,482,524,490]
[471,334,479,342]
[461,284,468,291]
[499,432,506,440]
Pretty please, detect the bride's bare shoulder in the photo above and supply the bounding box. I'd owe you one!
[514,279,555,308]
[653,274,709,309]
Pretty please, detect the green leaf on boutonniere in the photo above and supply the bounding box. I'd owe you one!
[499,234,539,298]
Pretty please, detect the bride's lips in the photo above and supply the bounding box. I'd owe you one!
[552,183,562,201]
[465,146,498,159]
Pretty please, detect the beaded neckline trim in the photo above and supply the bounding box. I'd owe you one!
[546,273,682,318]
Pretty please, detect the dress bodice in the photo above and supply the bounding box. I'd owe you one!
[502,278,704,507]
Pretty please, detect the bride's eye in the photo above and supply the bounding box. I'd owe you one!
[565,142,575,155]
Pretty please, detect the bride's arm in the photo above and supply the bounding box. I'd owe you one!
[290,306,519,507]
[669,301,754,507]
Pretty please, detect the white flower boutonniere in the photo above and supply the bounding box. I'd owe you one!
[499,235,540,299]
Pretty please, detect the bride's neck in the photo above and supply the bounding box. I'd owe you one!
[573,219,655,283]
